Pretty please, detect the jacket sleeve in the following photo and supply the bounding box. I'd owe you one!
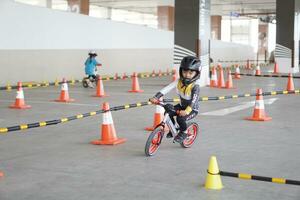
[184,84,200,114]
[153,80,177,99]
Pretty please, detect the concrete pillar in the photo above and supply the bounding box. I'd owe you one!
[67,0,89,15]
[80,0,89,15]
[258,24,268,61]
[211,15,221,40]
[157,6,174,31]
[46,0,52,8]
[275,0,300,72]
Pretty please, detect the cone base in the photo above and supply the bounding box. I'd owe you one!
[224,86,236,89]
[55,99,75,102]
[9,104,31,109]
[245,116,272,121]
[0,171,4,177]
[128,90,144,93]
[204,175,223,190]
[93,94,109,97]
[91,138,126,145]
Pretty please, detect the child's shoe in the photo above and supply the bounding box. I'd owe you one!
[174,132,187,143]
[166,132,173,138]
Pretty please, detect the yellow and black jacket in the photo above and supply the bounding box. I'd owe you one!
[154,79,200,114]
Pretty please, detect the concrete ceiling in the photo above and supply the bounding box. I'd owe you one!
[89,0,276,16]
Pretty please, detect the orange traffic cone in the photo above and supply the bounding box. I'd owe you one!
[145,103,164,131]
[55,78,75,102]
[273,62,279,74]
[91,102,126,145]
[286,73,295,91]
[128,72,144,93]
[210,66,218,87]
[10,82,31,109]
[245,88,271,121]
[151,70,156,77]
[93,76,108,97]
[114,73,119,80]
[122,72,127,80]
[217,66,225,88]
[172,68,177,82]
[0,170,3,177]
[158,70,162,77]
[234,66,241,79]
[255,65,261,75]
[225,70,234,89]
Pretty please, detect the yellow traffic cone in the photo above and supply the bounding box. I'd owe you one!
[204,156,223,190]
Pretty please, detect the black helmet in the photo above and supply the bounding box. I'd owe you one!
[179,56,202,85]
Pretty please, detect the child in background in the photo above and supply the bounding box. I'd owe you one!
[84,50,101,87]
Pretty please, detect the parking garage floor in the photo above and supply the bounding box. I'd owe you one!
[0,65,299,200]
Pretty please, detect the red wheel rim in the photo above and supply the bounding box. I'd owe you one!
[149,131,163,154]
[183,124,197,146]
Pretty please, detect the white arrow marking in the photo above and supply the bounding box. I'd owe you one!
[200,98,278,116]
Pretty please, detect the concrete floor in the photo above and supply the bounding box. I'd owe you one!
[0,66,300,200]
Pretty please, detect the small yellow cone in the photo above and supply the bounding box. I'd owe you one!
[204,156,223,190]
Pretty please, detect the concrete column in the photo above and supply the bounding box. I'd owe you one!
[174,0,199,54]
[211,15,221,40]
[275,0,300,72]
[67,0,89,15]
[258,24,268,61]
[46,0,52,8]
[157,6,174,31]
[80,0,89,15]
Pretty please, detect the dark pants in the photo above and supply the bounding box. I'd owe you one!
[88,75,97,81]
[169,104,198,132]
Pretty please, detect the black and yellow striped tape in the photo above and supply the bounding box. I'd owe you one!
[217,59,268,63]
[232,73,300,79]
[0,102,151,134]
[220,171,300,186]
[0,71,174,91]
[0,89,299,133]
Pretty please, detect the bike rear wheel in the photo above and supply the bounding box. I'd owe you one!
[145,128,164,156]
[181,122,198,148]
[82,78,89,88]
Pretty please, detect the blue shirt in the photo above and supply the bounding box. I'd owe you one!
[85,57,100,75]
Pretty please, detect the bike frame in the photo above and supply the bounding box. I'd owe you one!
[161,113,178,136]
[155,102,180,138]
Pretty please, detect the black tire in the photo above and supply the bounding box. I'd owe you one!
[145,128,164,156]
[82,78,89,88]
[180,122,198,148]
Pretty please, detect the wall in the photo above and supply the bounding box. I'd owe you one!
[210,40,255,65]
[0,0,173,85]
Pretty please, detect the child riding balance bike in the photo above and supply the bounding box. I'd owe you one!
[146,56,201,156]
[82,50,102,88]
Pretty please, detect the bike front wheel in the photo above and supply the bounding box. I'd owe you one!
[145,128,164,156]
[181,122,199,148]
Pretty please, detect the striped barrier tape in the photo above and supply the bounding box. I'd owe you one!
[165,89,300,102]
[217,59,268,63]
[0,89,299,133]
[209,64,270,71]
[0,102,151,134]
[220,171,300,186]
[231,73,300,79]
[0,71,174,91]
